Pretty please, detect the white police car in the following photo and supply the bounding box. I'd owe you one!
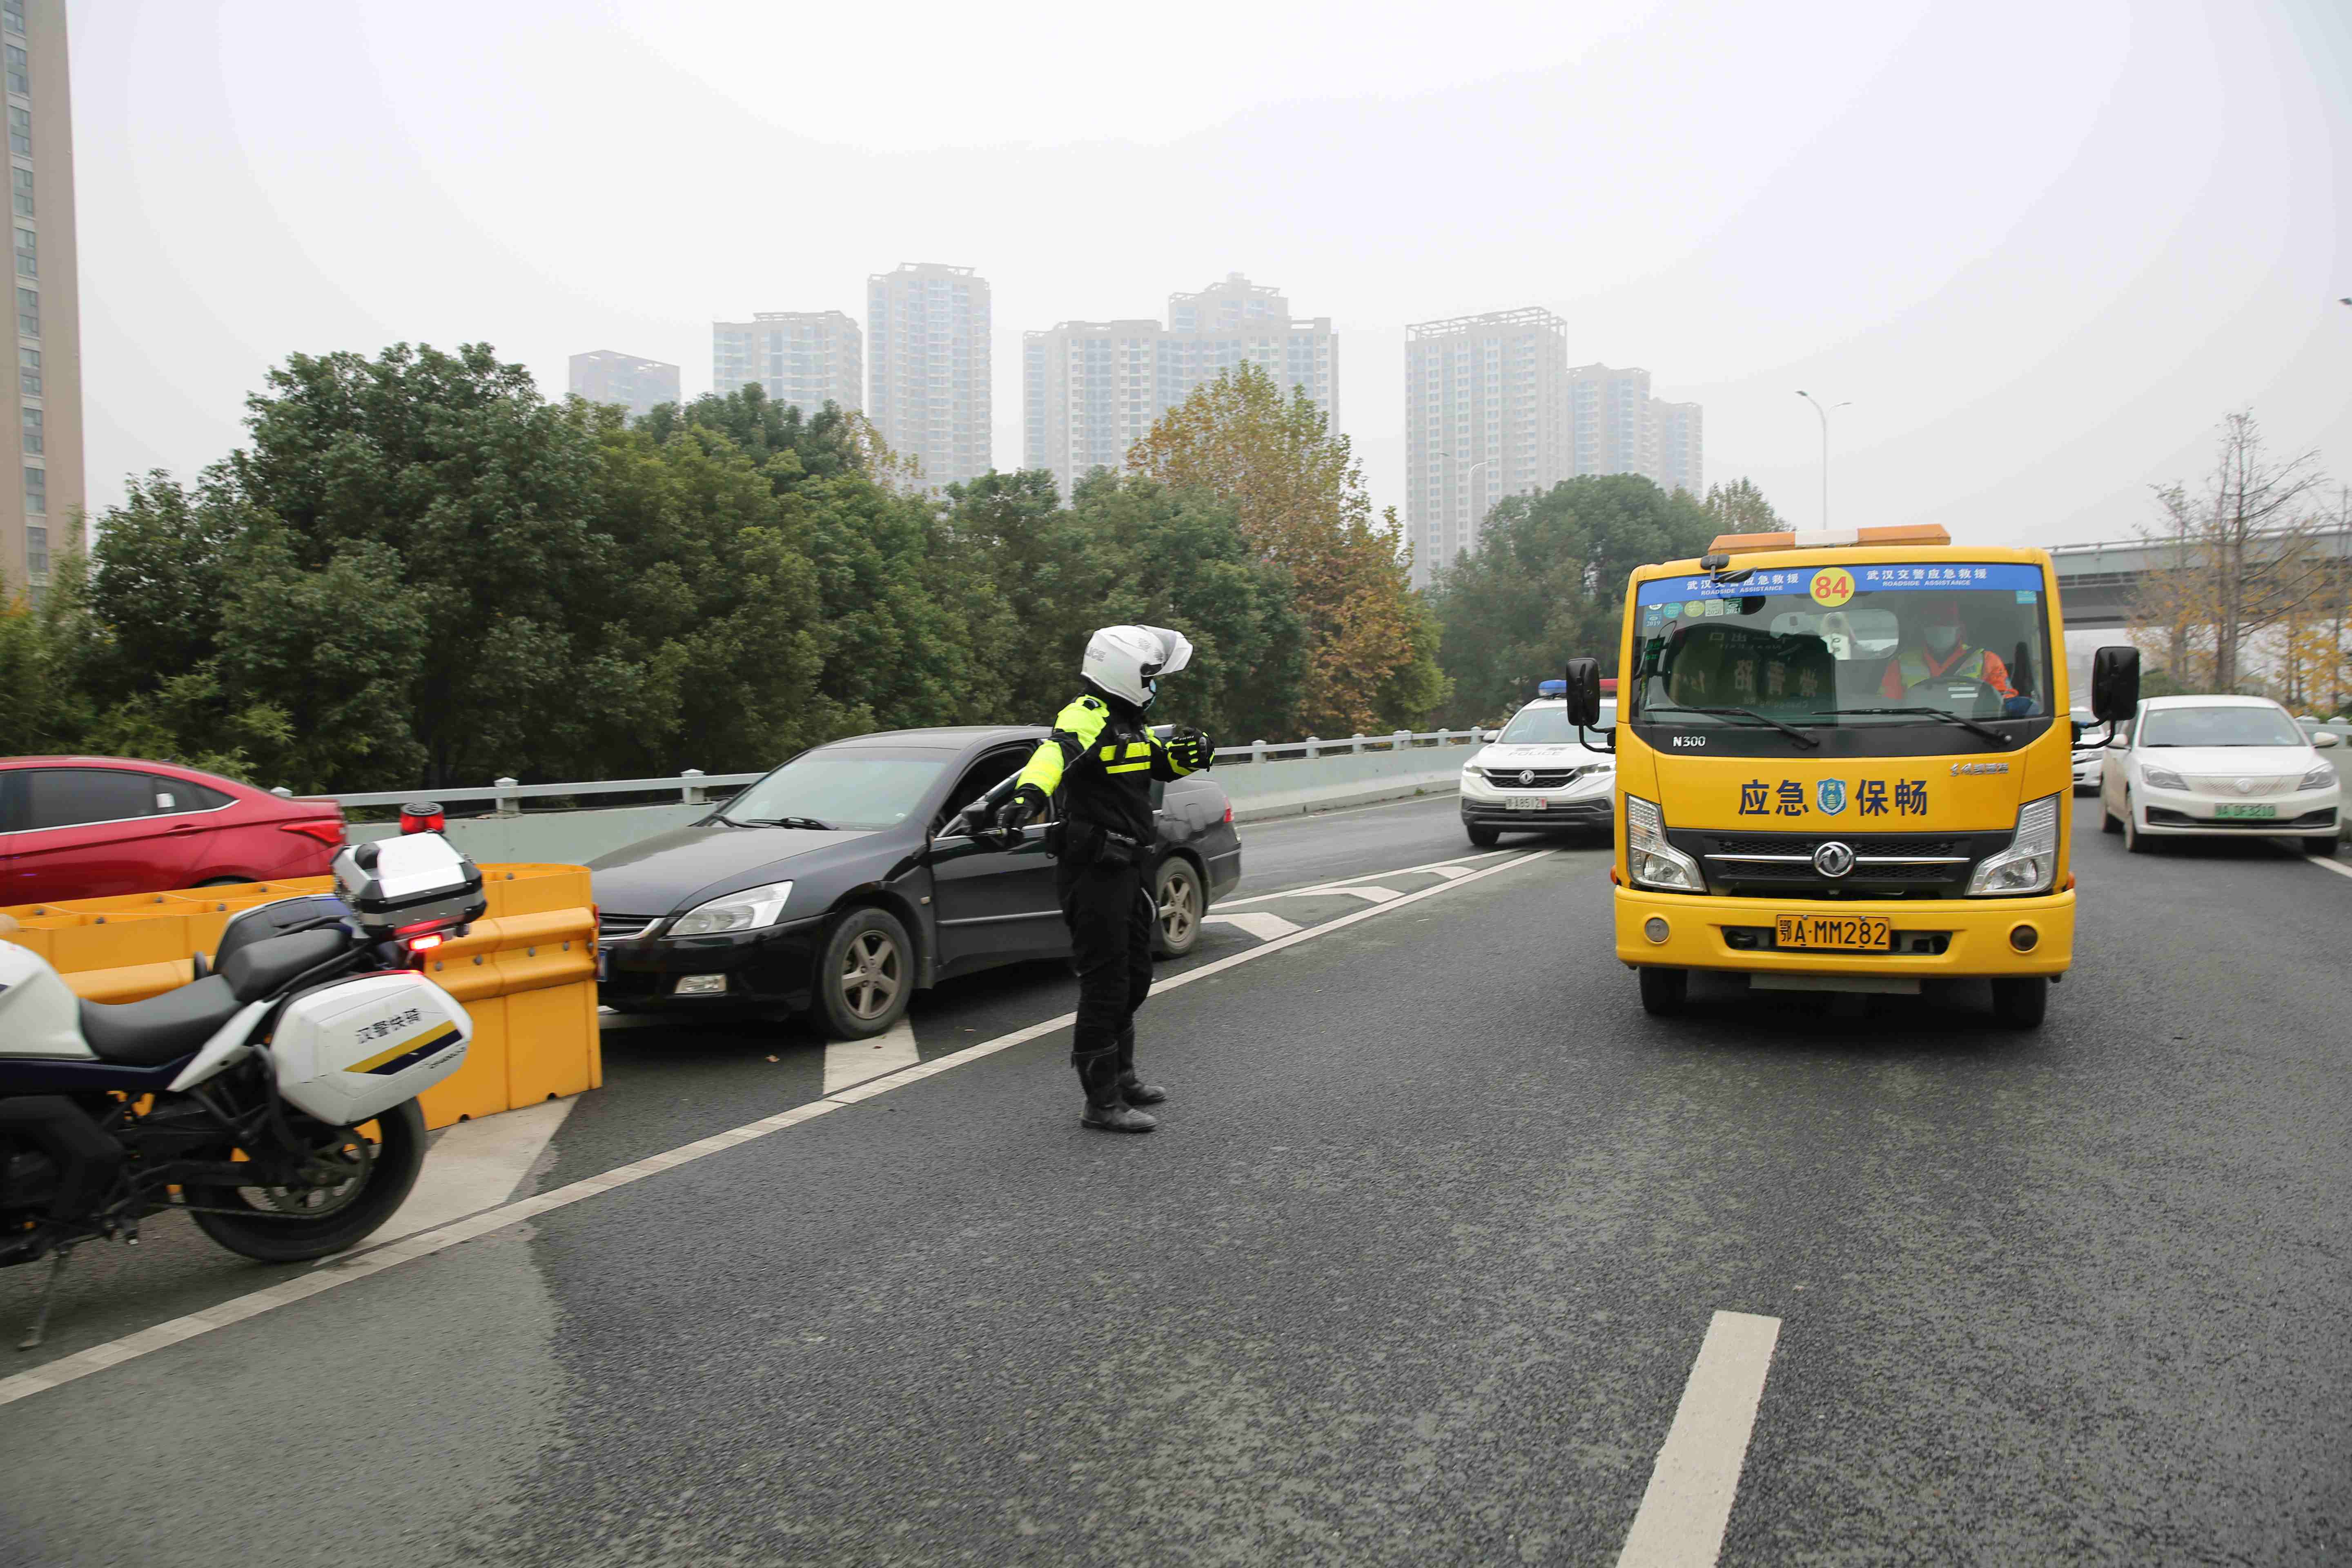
[1459,694,1616,847]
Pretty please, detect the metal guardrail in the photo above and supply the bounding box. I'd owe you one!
[291,730,1495,814]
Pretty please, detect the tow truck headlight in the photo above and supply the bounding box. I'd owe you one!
[667,881,794,938]
[1968,794,2060,897]
[2299,761,2336,791]
[1625,795,1703,893]
[2140,765,2188,792]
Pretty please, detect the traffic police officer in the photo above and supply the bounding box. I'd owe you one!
[996,626,1216,1132]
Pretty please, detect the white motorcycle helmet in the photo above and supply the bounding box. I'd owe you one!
[1082,624,1194,709]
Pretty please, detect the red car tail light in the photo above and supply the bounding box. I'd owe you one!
[280,820,345,847]
[1223,804,1233,825]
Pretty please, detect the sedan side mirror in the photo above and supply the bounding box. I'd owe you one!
[2089,646,2140,724]
[2316,731,2341,749]
[1562,658,1604,729]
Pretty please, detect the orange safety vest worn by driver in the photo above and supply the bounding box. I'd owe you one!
[1880,643,2016,701]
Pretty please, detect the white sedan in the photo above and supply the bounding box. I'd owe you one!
[2070,708,2105,793]
[2099,695,2341,856]
[1459,699,1616,846]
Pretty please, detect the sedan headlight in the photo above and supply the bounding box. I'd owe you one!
[2299,762,2337,791]
[1968,794,2060,897]
[1625,795,1703,892]
[2140,765,2188,791]
[667,881,794,938]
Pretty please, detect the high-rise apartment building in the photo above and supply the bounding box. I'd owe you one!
[710,311,861,417]
[1404,308,1568,588]
[2,0,78,606]
[867,263,989,488]
[569,350,681,422]
[1023,273,1339,501]
[1565,363,1703,497]
[1653,399,1704,498]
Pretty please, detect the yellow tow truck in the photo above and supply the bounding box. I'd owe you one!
[1559,524,2140,1028]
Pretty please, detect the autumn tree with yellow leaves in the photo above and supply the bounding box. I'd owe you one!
[1128,364,1446,736]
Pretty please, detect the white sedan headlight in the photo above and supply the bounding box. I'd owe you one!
[1624,795,1703,892]
[2140,765,2188,792]
[667,881,794,938]
[2299,761,2337,791]
[1969,794,2060,896]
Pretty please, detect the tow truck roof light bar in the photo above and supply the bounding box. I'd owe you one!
[1704,524,1953,554]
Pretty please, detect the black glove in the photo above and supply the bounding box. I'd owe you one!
[993,784,1048,840]
[1166,728,1216,771]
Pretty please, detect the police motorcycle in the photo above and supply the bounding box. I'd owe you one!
[0,813,483,1348]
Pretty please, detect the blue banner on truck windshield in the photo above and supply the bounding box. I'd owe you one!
[1634,562,2044,605]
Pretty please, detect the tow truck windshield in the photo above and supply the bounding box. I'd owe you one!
[1627,561,2054,751]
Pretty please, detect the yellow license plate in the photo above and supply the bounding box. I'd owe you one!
[1775,914,1893,951]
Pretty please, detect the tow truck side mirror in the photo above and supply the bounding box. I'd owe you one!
[2089,646,2139,725]
[1562,659,1604,729]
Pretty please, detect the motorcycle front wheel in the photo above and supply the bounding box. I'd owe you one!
[187,1098,428,1263]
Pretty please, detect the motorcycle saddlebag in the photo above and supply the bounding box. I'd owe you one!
[269,972,472,1125]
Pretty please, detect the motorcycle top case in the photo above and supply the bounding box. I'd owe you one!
[0,938,94,1061]
[270,971,472,1124]
[332,831,486,940]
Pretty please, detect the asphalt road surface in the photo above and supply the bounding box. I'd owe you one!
[3,796,2346,1566]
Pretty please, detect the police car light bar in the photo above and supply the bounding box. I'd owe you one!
[1705,524,1951,554]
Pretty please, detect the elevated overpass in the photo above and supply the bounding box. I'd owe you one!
[2049,527,2352,628]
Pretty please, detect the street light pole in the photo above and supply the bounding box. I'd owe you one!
[1795,391,1851,529]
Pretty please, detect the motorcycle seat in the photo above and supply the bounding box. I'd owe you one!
[78,976,245,1067]
[218,929,349,1003]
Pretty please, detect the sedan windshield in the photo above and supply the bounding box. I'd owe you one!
[2140,706,2304,748]
[1627,561,2053,747]
[724,753,947,831]
[1500,702,1615,744]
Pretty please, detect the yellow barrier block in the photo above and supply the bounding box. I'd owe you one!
[2,862,604,1131]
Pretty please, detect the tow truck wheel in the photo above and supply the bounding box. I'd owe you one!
[1991,976,2048,1029]
[1637,966,1688,1017]
[1465,823,1500,848]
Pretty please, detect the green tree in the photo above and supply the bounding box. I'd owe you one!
[1129,364,1443,734]
[1704,477,1782,535]
[1430,475,1715,723]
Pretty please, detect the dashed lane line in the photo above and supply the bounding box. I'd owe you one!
[2305,852,2352,881]
[0,848,1557,1408]
[1203,911,1305,942]
[1212,848,1519,909]
[822,1017,921,1095]
[1615,1310,1783,1568]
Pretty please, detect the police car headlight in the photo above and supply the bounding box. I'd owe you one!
[1967,795,2059,897]
[1625,795,1703,893]
[667,881,794,938]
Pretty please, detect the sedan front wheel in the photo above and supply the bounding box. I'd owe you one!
[815,907,912,1040]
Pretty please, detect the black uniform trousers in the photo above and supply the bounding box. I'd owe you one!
[1057,855,1155,1064]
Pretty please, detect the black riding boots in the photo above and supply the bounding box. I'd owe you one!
[1076,1047,1157,1133]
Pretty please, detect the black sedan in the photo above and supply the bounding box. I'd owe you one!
[589,726,1244,1038]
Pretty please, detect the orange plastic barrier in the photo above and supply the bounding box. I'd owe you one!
[0,864,601,1130]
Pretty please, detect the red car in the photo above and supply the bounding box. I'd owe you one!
[0,756,345,906]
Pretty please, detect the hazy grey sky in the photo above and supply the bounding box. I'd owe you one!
[68,0,2351,549]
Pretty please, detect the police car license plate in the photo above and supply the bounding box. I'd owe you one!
[1507,797,1546,811]
[1776,914,1893,951]
[2214,803,2275,819]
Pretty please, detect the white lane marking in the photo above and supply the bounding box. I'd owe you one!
[345,1095,576,1256]
[1203,911,1305,942]
[1213,849,1515,909]
[2305,852,2352,881]
[1309,884,1401,903]
[0,849,1554,1408]
[822,1018,921,1095]
[1615,1310,1783,1568]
